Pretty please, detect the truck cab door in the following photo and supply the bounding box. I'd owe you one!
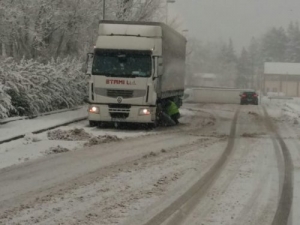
[86,53,94,75]
[154,57,163,97]
[86,53,94,102]
[157,57,163,78]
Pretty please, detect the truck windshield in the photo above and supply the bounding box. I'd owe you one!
[92,50,152,78]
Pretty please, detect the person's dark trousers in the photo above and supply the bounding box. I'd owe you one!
[171,113,180,124]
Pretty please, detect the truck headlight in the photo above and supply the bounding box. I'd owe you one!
[89,106,100,114]
[139,108,151,115]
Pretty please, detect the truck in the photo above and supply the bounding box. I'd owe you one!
[86,21,187,127]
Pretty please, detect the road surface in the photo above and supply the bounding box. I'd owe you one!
[0,103,298,225]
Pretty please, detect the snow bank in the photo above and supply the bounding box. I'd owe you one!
[46,146,70,155]
[85,135,120,147]
[0,107,87,142]
[48,128,91,141]
[180,108,196,117]
[263,97,300,124]
[0,117,149,170]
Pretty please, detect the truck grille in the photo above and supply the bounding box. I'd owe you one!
[107,90,133,98]
[108,104,131,109]
[109,104,131,113]
[110,113,129,119]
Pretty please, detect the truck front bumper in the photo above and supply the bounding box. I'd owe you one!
[88,104,156,123]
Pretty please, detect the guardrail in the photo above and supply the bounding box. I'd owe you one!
[184,87,243,104]
[268,96,294,100]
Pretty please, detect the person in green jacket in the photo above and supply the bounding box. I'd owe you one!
[166,99,180,124]
[158,99,180,126]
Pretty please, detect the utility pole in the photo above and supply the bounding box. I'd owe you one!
[166,0,175,24]
[103,0,106,20]
[252,55,254,89]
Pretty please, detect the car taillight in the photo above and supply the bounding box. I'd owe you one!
[253,94,258,97]
[242,94,246,98]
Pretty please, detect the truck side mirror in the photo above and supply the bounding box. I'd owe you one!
[157,57,163,77]
[86,53,94,75]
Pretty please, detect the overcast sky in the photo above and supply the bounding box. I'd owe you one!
[172,0,300,50]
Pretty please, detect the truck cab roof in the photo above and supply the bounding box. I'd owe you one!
[99,20,187,42]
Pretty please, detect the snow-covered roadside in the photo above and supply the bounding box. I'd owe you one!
[0,131,83,170]
[264,104,300,225]
[180,108,196,117]
[277,123,300,225]
[0,116,23,124]
[262,97,300,124]
[0,122,154,170]
[0,107,89,169]
[0,107,83,125]
[0,106,196,170]
[0,107,88,142]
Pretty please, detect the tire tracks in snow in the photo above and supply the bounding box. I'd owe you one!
[280,122,300,225]
[212,106,276,225]
[263,106,294,225]
[0,120,226,224]
[141,107,240,225]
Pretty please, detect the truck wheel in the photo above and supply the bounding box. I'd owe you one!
[97,122,111,129]
[89,121,97,127]
[147,122,157,130]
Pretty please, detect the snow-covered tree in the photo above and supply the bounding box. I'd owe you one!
[261,27,287,62]
[0,0,162,60]
[215,39,238,87]
[236,48,252,88]
[0,83,13,119]
[111,0,161,21]
[285,22,300,63]
[185,38,239,88]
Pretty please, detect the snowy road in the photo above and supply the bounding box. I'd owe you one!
[0,103,297,225]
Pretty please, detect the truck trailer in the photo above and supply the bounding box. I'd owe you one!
[86,21,187,127]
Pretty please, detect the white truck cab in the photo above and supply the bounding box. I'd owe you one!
[86,21,186,127]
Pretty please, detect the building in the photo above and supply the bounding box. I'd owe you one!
[264,62,300,97]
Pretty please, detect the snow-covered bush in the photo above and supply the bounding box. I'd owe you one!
[0,83,13,118]
[0,0,162,60]
[0,58,87,118]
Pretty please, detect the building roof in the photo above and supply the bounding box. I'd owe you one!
[264,62,300,75]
